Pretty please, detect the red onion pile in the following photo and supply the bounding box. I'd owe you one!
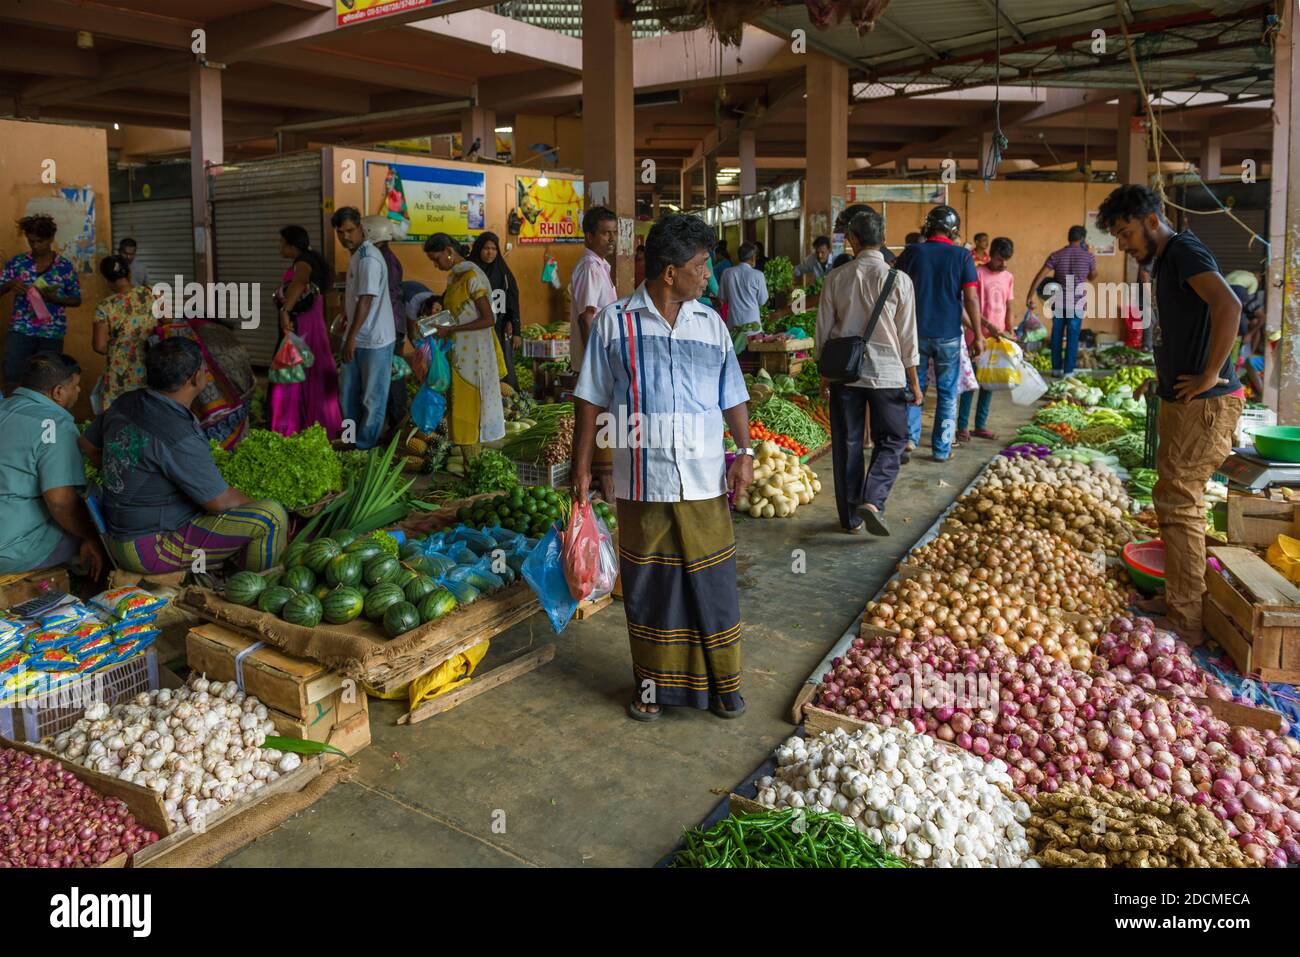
[1093,616,1231,700]
[817,630,1300,867]
[0,747,159,868]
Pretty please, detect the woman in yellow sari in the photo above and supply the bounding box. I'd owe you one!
[423,233,506,466]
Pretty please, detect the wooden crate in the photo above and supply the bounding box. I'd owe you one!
[757,351,806,377]
[187,624,346,719]
[747,337,815,353]
[1204,545,1300,684]
[1224,491,1299,548]
[572,594,612,621]
[0,567,70,608]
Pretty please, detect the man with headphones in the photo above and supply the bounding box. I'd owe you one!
[898,205,984,462]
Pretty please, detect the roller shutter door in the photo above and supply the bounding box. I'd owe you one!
[109,197,195,287]
[1189,208,1267,275]
[211,154,324,365]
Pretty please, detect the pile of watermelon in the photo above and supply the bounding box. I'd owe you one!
[223,530,457,639]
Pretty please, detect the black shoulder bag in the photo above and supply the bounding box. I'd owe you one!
[819,266,898,384]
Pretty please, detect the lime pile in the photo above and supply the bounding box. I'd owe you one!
[456,486,617,537]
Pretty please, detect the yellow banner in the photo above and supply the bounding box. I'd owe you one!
[337,0,439,27]
[515,176,584,244]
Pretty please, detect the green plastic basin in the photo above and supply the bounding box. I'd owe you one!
[1122,540,1165,596]
[1252,425,1300,463]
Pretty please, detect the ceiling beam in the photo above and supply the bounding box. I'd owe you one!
[0,0,196,49]
[875,11,943,60]
[974,0,1026,43]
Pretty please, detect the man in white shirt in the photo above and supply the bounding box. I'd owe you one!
[718,241,769,349]
[816,208,922,536]
[569,205,619,498]
[331,206,396,450]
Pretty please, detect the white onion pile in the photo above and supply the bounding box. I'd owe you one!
[44,674,301,832]
[757,724,1035,867]
[816,631,1300,866]
[0,747,159,867]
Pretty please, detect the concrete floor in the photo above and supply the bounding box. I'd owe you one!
[223,394,1036,867]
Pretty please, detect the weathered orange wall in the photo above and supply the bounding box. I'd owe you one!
[0,119,111,417]
[329,146,584,330]
[877,179,1128,335]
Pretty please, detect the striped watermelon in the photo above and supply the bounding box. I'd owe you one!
[344,539,383,563]
[302,539,342,574]
[282,593,323,627]
[363,582,405,621]
[418,588,457,623]
[322,586,364,624]
[404,575,439,606]
[282,539,310,568]
[333,529,359,549]
[383,601,421,638]
[325,553,363,588]
[283,565,316,594]
[257,586,296,615]
[363,555,400,587]
[225,571,267,606]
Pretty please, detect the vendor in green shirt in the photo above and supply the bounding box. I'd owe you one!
[0,353,105,577]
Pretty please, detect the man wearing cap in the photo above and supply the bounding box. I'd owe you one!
[898,205,984,463]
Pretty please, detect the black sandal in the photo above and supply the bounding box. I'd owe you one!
[710,695,746,719]
[627,699,663,722]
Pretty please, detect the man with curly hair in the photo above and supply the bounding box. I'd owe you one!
[1,214,82,393]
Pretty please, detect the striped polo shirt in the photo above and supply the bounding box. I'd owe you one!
[575,284,749,503]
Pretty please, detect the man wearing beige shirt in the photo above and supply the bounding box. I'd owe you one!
[816,208,923,536]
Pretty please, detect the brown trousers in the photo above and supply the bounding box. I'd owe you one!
[1153,393,1243,634]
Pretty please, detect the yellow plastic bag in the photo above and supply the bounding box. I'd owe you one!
[974,337,1022,391]
[361,641,491,706]
[407,640,490,709]
[1267,533,1300,583]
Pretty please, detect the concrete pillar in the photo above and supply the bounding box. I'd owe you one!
[978,131,995,178]
[739,129,758,195]
[1115,92,1147,186]
[1200,135,1223,180]
[679,165,693,210]
[806,54,848,242]
[704,154,719,208]
[582,3,635,293]
[460,106,496,160]
[651,189,661,218]
[1272,0,1300,419]
[189,61,223,284]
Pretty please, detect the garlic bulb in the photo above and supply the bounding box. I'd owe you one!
[277,752,301,773]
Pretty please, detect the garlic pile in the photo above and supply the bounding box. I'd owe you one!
[757,724,1036,868]
[43,674,302,832]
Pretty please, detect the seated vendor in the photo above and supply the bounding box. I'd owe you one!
[79,337,288,574]
[0,353,105,577]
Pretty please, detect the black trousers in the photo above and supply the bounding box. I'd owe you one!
[496,320,520,391]
[829,383,910,528]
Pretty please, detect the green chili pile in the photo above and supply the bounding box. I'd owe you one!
[671,808,909,868]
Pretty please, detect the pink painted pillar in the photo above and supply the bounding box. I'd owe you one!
[190,62,223,283]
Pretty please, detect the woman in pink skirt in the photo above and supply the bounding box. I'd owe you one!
[271,225,342,437]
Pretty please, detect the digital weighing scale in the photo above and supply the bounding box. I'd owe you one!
[1214,447,1300,492]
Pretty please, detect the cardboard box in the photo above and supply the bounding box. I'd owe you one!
[186,623,345,720]
[267,687,370,756]
[0,567,70,609]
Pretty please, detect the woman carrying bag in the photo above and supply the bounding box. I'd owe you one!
[270,225,342,438]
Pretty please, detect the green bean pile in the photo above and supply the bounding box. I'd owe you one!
[671,808,909,868]
[751,396,829,451]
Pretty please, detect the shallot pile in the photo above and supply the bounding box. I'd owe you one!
[757,724,1035,867]
[1092,616,1232,700]
[43,674,302,832]
[816,630,1300,866]
[1,747,159,867]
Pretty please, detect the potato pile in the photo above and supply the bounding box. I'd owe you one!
[1024,784,1256,868]
[948,477,1132,557]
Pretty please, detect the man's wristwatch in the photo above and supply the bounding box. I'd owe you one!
[735,447,755,458]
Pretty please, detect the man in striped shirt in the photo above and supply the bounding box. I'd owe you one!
[1028,226,1097,376]
[573,214,753,722]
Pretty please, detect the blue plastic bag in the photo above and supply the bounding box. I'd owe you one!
[428,338,451,393]
[521,523,577,634]
[410,385,446,434]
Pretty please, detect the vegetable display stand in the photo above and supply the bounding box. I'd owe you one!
[0,566,69,608]
[522,338,570,359]
[397,643,555,726]
[1203,545,1300,684]
[0,650,160,744]
[187,624,371,757]
[1224,490,1299,548]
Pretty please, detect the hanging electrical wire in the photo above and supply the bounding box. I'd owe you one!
[982,0,1010,184]
[1112,0,1269,259]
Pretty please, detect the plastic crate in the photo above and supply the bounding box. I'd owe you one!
[0,650,159,744]
[522,338,570,358]
[515,459,570,488]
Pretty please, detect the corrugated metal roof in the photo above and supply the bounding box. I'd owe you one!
[754,0,1272,97]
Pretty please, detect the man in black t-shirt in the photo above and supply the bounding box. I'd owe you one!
[1096,186,1244,644]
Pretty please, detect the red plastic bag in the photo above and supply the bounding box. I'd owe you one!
[561,497,616,603]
